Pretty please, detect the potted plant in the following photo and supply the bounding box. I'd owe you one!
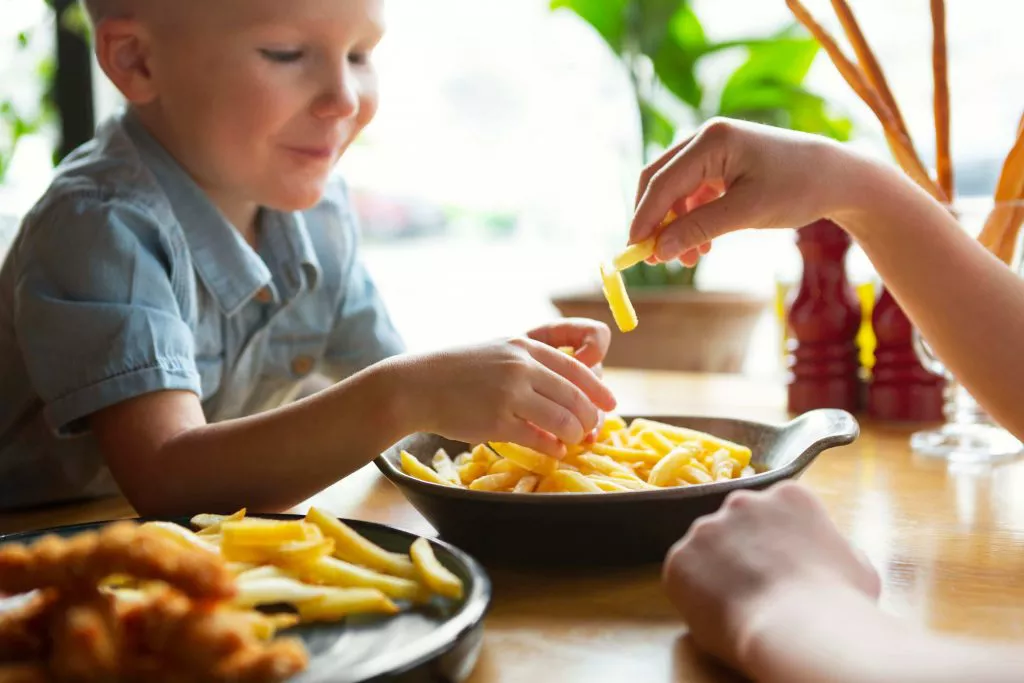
[549,0,851,372]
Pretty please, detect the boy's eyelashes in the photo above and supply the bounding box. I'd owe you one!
[260,48,305,64]
[258,48,372,67]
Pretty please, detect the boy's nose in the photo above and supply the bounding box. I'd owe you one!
[313,69,360,120]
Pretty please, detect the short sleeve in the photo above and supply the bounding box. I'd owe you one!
[316,183,405,380]
[13,195,201,435]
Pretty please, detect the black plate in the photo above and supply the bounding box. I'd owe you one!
[376,410,859,567]
[0,515,492,683]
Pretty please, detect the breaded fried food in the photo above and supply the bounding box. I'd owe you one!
[0,591,58,662]
[0,523,234,601]
[0,664,49,683]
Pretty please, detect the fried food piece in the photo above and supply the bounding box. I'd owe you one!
[0,523,234,601]
[0,591,58,662]
[118,588,308,683]
[49,589,120,682]
[0,664,49,683]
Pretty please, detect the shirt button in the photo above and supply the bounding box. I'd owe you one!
[291,355,315,376]
[254,286,273,304]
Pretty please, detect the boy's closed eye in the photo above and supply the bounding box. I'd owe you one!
[259,47,372,66]
[259,48,305,64]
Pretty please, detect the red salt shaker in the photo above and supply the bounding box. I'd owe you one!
[786,220,862,414]
[866,287,944,421]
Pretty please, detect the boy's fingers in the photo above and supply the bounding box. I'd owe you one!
[655,181,757,261]
[526,341,617,411]
[514,394,586,446]
[499,421,565,460]
[530,366,600,436]
[527,319,610,365]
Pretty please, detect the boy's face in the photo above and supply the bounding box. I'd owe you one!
[139,0,384,212]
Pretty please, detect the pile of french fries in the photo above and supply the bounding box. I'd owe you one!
[120,507,464,627]
[786,0,1024,264]
[400,414,755,493]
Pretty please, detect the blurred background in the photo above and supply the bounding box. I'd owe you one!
[1,0,1022,376]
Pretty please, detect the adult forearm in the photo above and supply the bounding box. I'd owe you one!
[831,157,1024,439]
[742,580,1024,683]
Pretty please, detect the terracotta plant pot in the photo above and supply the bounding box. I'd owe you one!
[551,288,770,373]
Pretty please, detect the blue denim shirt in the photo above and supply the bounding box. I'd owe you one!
[0,110,404,509]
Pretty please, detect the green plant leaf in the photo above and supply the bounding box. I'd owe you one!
[651,4,705,109]
[639,98,676,148]
[550,0,628,53]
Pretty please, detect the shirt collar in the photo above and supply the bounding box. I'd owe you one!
[123,109,277,316]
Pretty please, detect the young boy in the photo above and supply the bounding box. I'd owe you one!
[0,0,616,514]
[643,118,1024,681]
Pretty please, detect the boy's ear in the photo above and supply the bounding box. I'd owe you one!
[93,18,157,105]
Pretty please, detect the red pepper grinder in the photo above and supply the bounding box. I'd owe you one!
[867,287,944,421]
[786,219,862,414]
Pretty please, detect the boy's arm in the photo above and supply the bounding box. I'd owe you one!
[630,119,1024,441]
[91,358,412,516]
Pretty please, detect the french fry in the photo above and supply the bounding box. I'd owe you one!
[600,263,638,333]
[678,464,714,485]
[297,588,399,622]
[513,475,540,493]
[577,453,643,482]
[638,429,677,456]
[431,449,463,486]
[630,419,752,466]
[488,459,530,477]
[233,577,332,607]
[468,472,518,492]
[552,470,604,493]
[221,520,314,546]
[140,521,220,555]
[597,414,627,441]
[457,461,489,485]
[236,565,292,582]
[488,442,559,476]
[471,444,500,466]
[590,477,632,492]
[648,445,700,487]
[612,239,656,271]
[410,538,464,600]
[401,450,455,487]
[191,508,247,535]
[589,442,664,465]
[535,475,559,493]
[710,450,737,481]
[305,507,417,579]
[587,474,653,491]
[289,555,428,603]
[222,536,335,567]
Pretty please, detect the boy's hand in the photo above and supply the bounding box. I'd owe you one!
[631,118,853,263]
[662,482,881,673]
[401,336,617,459]
[525,318,611,368]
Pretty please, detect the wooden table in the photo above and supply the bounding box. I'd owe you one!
[4,370,1024,681]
